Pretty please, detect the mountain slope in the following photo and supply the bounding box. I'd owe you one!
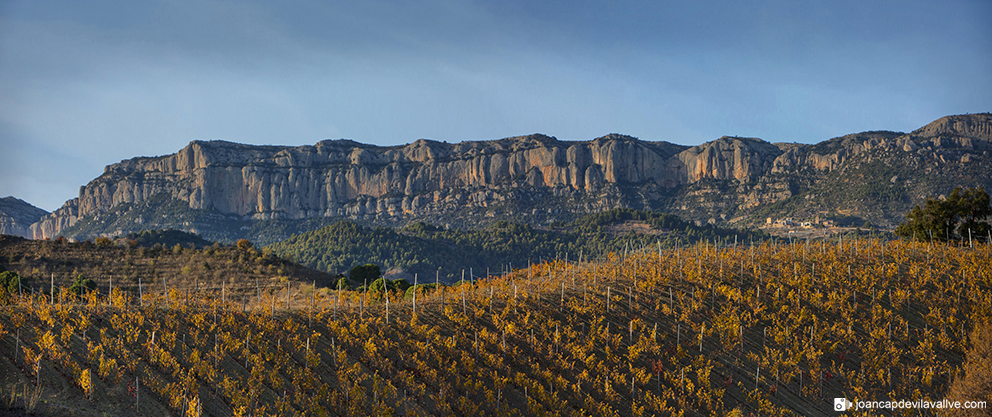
[0,197,48,239]
[747,114,992,227]
[27,113,992,243]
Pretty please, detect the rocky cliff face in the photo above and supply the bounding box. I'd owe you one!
[678,137,782,181]
[32,134,691,239]
[29,199,76,240]
[29,113,992,242]
[0,197,49,238]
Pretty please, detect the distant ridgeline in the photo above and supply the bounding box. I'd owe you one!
[20,113,992,244]
[266,208,767,282]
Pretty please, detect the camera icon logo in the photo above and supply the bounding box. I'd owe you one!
[834,398,852,411]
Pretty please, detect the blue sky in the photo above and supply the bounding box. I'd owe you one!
[1,0,990,212]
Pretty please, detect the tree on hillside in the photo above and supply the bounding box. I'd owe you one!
[349,263,381,283]
[954,187,992,239]
[236,239,254,252]
[896,187,991,242]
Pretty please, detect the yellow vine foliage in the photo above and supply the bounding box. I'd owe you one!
[0,238,988,415]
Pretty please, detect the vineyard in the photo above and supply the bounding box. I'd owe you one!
[1,238,990,416]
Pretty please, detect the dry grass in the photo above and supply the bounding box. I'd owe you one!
[943,321,992,416]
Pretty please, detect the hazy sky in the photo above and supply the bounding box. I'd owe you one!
[1,0,990,211]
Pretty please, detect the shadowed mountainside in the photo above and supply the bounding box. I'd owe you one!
[0,198,48,239]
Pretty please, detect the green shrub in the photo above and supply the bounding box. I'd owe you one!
[404,283,439,300]
[392,279,411,292]
[0,270,23,301]
[368,277,393,293]
[69,274,97,297]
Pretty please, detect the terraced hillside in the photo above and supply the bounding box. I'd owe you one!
[1,239,990,416]
[0,234,337,305]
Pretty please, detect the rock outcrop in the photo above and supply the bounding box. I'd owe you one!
[30,199,76,240]
[32,134,695,239]
[27,113,992,242]
[678,137,782,181]
[0,197,49,238]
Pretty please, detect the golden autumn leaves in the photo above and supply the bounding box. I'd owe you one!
[0,238,989,415]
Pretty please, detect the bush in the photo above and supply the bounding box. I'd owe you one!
[404,283,439,300]
[0,270,23,301]
[368,277,394,293]
[392,279,411,293]
[335,277,350,290]
[69,274,97,297]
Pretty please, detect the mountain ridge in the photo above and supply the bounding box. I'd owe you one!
[0,196,48,238]
[22,113,992,244]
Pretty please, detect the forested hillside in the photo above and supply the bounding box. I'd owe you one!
[266,209,767,281]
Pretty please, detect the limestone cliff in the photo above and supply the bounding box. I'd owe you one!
[32,134,693,239]
[30,199,77,240]
[28,113,992,242]
[0,197,49,238]
[678,137,782,181]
